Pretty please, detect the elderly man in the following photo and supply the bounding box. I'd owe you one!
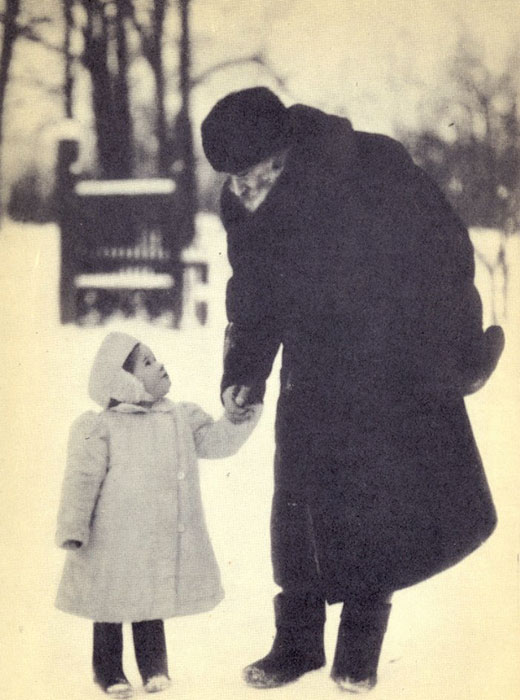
[201,87,503,692]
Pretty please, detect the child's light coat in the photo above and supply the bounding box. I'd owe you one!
[55,398,260,622]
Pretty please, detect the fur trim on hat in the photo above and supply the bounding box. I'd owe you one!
[109,368,148,405]
[88,332,144,408]
[201,87,291,173]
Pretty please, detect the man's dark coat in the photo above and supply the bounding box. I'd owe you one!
[219,105,497,603]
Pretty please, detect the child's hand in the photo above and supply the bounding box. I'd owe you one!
[63,539,82,550]
[233,402,261,423]
[243,403,262,421]
[223,385,253,424]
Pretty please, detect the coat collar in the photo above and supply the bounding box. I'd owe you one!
[286,104,359,176]
[108,397,176,414]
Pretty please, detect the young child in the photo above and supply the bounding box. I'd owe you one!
[55,332,261,697]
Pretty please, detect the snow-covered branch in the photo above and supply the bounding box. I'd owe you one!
[191,52,288,92]
[16,23,63,55]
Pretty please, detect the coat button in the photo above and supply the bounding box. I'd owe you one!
[178,523,185,533]
[177,471,186,480]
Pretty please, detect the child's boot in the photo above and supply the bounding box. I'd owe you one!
[331,600,391,693]
[93,623,133,698]
[143,675,171,693]
[243,592,326,688]
[132,620,171,693]
[104,681,134,698]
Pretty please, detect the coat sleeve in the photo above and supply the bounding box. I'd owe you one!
[55,411,109,549]
[181,402,262,459]
[220,189,282,402]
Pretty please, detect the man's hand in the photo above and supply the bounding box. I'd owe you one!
[223,385,254,424]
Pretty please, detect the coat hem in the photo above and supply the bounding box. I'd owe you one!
[54,587,225,623]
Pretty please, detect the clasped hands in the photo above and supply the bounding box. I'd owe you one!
[223,385,257,424]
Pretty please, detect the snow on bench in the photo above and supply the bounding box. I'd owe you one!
[75,270,175,289]
[75,179,176,196]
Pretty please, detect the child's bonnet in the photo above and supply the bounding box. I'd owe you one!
[88,331,148,408]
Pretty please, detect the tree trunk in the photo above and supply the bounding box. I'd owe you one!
[82,2,116,176]
[0,0,21,216]
[63,0,73,119]
[176,0,196,250]
[81,0,133,177]
[152,0,169,176]
[113,0,133,176]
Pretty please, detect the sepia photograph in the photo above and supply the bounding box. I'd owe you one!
[1,1,519,699]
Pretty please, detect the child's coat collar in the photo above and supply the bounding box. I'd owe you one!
[108,398,176,414]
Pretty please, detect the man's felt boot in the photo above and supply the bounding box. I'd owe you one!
[331,601,391,693]
[243,593,326,688]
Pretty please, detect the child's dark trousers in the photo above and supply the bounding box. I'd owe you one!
[93,619,169,689]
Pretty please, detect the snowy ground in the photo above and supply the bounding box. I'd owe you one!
[1,216,519,700]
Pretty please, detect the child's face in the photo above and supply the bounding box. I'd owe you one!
[132,344,171,399]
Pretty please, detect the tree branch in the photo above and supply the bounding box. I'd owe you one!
[191,51,288,92]
[255,53,290,93]
[8,74,63,95]
[17,23,64,54]
[0,13,51,28]
[24,16,52,26]
[127,2,147,37]
[191,53,262,86]
[126,0,158,66]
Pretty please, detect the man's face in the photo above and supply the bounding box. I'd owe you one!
[229,150,287,211]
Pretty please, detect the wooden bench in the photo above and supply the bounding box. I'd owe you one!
[56,140,207,327]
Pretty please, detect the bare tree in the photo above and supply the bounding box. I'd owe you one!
[0,1,20,158]
[78,0,134,177]
[63,0,74,119]
[2,0,291,230]
[130,0,170,175]
[173,0,195,248]
[0,0,58,215]
[176,0,291,246]
[0,0,20,216]
[400,37,520,320]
